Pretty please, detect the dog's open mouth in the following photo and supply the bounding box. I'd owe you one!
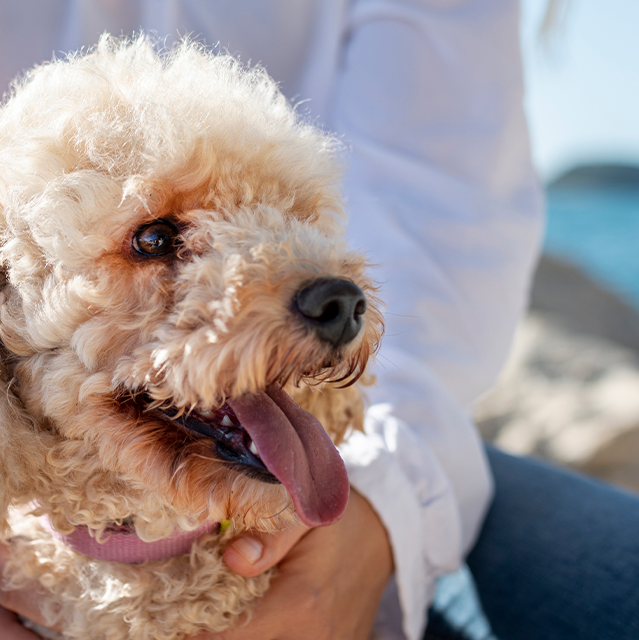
[163,403,279,485]
[154,384,350,527]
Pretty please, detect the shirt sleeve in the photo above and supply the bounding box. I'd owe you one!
[330,1,544,638]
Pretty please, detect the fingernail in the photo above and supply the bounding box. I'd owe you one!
[229,536,263,564]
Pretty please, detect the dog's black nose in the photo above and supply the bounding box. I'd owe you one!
[294,278,367,348]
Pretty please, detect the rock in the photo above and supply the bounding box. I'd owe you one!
[548,164,639,189]
[476,255,639,493]
[530,255,639,352]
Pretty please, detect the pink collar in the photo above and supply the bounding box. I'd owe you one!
[46,519,219,563]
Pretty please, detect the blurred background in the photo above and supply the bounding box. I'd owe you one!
[476,0,639,492]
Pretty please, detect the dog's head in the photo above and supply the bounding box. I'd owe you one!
[0,36,383,535]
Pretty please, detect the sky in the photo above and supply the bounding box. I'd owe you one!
[521,0,639,181]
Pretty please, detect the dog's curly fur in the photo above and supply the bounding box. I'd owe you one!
[0,35,383,640]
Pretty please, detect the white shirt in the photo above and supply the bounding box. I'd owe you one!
[0,2,544,639]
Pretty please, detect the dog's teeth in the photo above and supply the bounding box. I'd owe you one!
[200,409,214,418]
[220,415,233,427]
[249,441,259,456]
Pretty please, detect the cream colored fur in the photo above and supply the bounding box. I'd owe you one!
[0,35,382,640]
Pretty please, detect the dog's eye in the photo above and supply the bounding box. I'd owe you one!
[133,220,179,257]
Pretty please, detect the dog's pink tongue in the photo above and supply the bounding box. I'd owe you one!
[227,384,349,527]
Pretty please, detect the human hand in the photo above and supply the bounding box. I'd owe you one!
[193,488,394,640]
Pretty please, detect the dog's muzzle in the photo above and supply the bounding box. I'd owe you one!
[294,278,367,348]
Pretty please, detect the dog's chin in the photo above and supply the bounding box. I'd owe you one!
[157,402,280,485]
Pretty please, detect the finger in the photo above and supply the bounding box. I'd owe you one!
[0,606,43,640]
[223,523,310,577]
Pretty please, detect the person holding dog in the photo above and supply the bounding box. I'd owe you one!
[0,1,536,638]
[2,2,638,640]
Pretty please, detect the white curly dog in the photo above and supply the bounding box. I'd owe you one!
[0,35,383,640]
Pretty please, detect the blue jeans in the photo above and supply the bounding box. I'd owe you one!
[423,446,639,640]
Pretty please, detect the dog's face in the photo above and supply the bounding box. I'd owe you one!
[0,37,382,534]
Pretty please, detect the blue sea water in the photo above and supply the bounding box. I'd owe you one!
[544,186,639,310]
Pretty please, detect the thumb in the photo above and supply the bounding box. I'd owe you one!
[223,523,310,577]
